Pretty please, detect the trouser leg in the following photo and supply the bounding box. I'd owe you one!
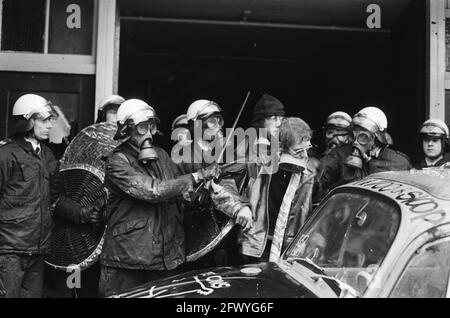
[20,255,44,298]
[0,254,26,298]
[99,266,143,298]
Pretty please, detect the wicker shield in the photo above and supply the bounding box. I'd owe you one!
[45,122,120,271]
[185,205,234,263]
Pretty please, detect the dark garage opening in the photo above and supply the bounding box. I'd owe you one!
[118,0,425,163]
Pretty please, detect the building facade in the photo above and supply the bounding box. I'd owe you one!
[0,0,447,160]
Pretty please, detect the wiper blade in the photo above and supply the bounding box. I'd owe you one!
[286,257,325,274]
[286,257,359,298]
[309,274,360,298]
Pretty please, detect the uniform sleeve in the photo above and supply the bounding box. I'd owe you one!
[105,152,194,203]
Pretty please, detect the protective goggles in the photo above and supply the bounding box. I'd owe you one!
[203,114,224,129]
[353,130,374,145]
[134,119,158,135]
[288,142,312,158]
[325,128,350,140]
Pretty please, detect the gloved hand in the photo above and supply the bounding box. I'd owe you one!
[79,199,104,225]
[54,196,103,225]
[194,163,221,183]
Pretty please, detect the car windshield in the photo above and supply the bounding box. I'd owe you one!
[284,191,401,296]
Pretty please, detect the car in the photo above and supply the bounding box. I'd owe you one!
[111,166,450,298]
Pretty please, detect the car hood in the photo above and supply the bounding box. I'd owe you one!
[112,262,322,298]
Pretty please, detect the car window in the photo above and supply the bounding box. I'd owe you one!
[285,191,400,295]
[390,239,450,298]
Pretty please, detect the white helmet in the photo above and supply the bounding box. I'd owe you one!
[116,99,158,125]
[98,94,125,111]
[186,99,222,122]
[13,94,56,120]
[420,118,449,138]
[352,107,387,134]
[171,114,188,131]
[325,111,352,129]
[114,99,159,140]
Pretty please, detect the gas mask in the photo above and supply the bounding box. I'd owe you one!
[324,127,353,154]
[174,128,192,147]
[132,120,159,164]
[344,129,374,170]
[197,113,225,157]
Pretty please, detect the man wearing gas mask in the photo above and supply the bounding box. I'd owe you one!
[178,99,253,267]
[0,94,59,297]
[98,99,218,297]
[318,107,411,199]
[415,119,450,168]
[322,111,354,156]
[181,99,252,227]
[238,117,315,263]
[309,111,353,181]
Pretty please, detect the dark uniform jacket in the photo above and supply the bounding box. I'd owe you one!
[414,153,450,169]
[0,136,58,255]
[100,143,194,271]
[317,144,412,199]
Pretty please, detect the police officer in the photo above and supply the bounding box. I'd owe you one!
[309,111,353,180]
[415,119,450,168]
[0,94,59,297]
[95,94,125,124]
[322,111,353,156]
[318,107,411,199]
[179,99,253,268]
[183,99,252,227]
[98,99,221,297]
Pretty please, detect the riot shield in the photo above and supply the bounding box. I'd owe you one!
[184,204,234,262]
[45,122,120,271]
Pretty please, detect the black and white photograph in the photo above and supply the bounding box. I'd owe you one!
[0,0,450,303]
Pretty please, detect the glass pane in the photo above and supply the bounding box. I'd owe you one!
[48,0,94,55]
[1,0,46,52]
[391,240,450,298]
[285,191,401,295]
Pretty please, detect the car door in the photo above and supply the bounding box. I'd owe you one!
[388,236,450,298]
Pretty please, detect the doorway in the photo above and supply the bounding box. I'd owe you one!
[118,0,425,162]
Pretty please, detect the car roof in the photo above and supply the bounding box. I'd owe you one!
[334,168,450,231]
[370,168,450,200]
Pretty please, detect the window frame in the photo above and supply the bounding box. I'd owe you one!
[0,0,97,74]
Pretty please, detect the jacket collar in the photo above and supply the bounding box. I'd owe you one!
[13,135,35,154]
